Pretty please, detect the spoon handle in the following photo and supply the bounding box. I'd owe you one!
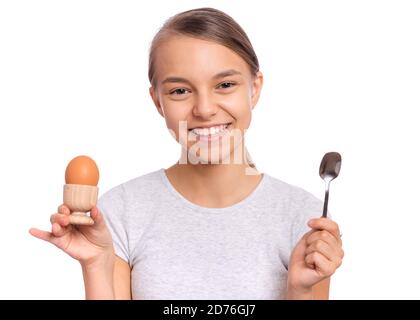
[322,182,330,218]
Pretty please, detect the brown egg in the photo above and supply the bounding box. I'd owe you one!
[65,155,99,186]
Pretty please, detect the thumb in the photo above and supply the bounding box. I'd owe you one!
[29,228,53,243]
[290,230,314,263]
[29,228,62,248]
[90,206,106,228]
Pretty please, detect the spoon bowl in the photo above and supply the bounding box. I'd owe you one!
[319,152,342,217]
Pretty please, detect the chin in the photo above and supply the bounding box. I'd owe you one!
[195,147,241,165]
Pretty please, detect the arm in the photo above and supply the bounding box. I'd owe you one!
[81,254,131,300]
[286,277,330,300]
[312,277,330,300]
[113,255,132,299]
[82,252,115,299]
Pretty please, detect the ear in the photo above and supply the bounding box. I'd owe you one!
[149,86,165,118]
[250,71,264,110]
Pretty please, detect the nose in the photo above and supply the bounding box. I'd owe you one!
[192,92,218,119]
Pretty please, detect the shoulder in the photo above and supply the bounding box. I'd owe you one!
[98,168,164,208]
[97,168,165,230]
[263,173,326,253]
[263,173,323,211]
[261,173,325,235]
[96,169,165,262]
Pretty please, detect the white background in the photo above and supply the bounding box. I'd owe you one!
[1,0,419,299]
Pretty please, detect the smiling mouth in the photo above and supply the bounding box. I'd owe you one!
[188,122,233,137]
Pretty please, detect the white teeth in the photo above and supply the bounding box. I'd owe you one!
[191,123,230,136]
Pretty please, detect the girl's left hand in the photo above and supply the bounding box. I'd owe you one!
[287,218,344,293]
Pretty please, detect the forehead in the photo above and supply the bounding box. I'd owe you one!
[154,35,250,81]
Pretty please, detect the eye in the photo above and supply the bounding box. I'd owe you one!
[169,88,190,95]
[218,82,236,89]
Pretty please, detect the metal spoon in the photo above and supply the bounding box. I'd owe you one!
[319,152,342,218]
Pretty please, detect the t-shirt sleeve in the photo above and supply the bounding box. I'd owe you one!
[290,190,333,250]
[97,185,130,265]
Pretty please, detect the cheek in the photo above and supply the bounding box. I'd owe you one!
[221,94,252,129]
[160,103,192,142]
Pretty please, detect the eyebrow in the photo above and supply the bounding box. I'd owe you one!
[161,69,242,85]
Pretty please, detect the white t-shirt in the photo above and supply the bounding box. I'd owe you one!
[97,168,326,300]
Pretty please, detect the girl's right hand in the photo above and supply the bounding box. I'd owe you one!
[29,205,115,268]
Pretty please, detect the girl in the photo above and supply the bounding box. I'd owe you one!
[30,7,344,300]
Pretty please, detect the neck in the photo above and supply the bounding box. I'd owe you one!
[165,153,262,208]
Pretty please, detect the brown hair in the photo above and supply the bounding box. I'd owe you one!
[148,7,259,87]
[148,7,259,169]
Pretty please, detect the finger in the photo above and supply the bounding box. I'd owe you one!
[307,229,341,247]
[299,228,316,243]
[51,222,70,237]
[305,239,342,264]
[50,213,70,227]
[90,206,105,228]
[308,218,341,242]
[29,228,53,243]
[57,204,71,215]
[305,251,337,277]
[289,229,317,264]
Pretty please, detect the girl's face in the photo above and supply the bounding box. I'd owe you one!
[150,35,263,165]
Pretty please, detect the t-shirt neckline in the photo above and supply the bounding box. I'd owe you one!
[158,168,267,214]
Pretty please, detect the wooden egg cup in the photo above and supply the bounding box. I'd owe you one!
[63,184,98,225]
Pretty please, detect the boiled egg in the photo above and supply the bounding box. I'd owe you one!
[65,155,99,186]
